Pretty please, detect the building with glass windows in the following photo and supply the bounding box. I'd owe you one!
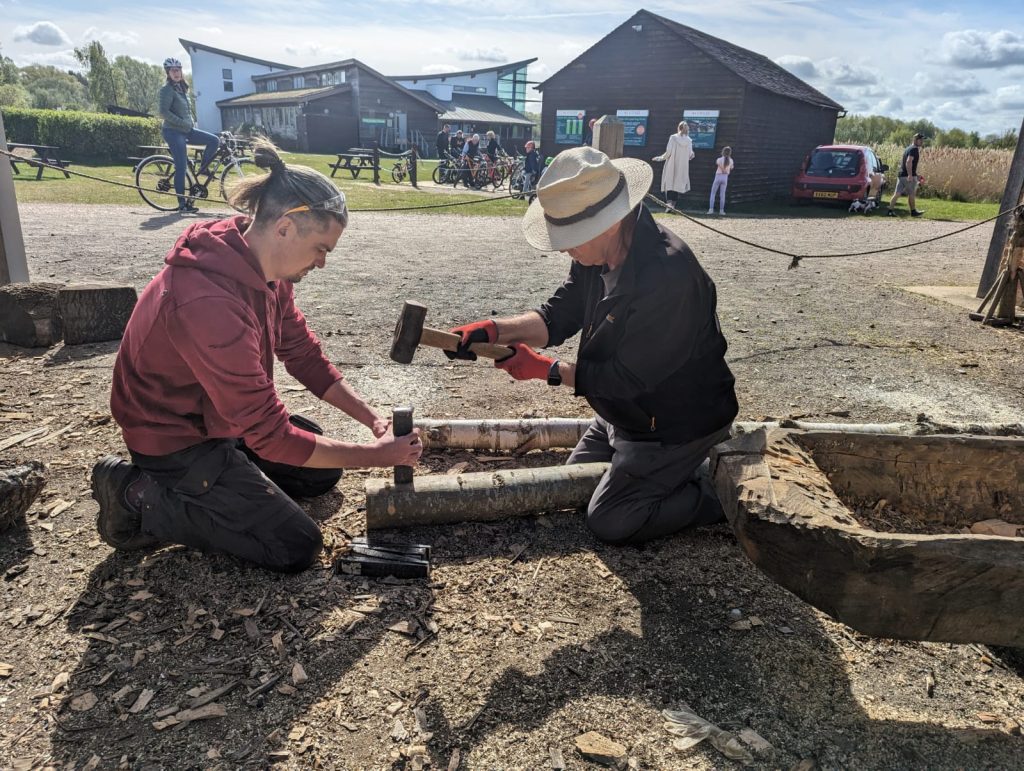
[181,39,535,155]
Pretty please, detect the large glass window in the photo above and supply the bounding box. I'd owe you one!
[497,66,528,113]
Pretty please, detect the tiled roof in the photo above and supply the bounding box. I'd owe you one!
[539,10,843,112]
[650,12,843,110]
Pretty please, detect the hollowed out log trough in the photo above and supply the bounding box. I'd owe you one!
[712,428,1024,647]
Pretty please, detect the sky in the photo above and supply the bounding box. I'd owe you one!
[3,0,1023,136]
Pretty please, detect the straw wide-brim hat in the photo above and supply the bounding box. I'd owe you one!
[522,146,653,251]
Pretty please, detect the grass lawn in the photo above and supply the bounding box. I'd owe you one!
[8,150,1001,222]
[8,151,527,217]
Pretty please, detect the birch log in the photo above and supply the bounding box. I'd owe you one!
[416,418,592,452]
[365,462,609,529]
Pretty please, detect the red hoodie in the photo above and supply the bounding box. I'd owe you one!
[111,216,342,466]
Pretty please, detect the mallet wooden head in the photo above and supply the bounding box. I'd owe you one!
[391,301,428,364]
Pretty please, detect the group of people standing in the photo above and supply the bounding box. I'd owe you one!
[654,122,733,215]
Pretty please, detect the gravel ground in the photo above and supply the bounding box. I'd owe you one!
[1,203,1022,770]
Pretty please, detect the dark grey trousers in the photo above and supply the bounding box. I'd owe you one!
[567,416,731,544]
[130,415,341,573]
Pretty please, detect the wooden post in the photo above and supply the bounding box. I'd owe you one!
[0,110,29,286]
[409,144,418,188]
[372,145,380,185]
[978,114,1024,297]
[365,462,609,529]
[593,116,624,160]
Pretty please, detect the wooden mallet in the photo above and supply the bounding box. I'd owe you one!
[390,300,512,364]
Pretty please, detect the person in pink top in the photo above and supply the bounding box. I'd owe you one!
[92,141,422,572]
[708,146,734,215]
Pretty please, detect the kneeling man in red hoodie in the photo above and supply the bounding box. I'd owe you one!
[92,142,422,572]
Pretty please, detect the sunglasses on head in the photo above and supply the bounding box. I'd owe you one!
[283,192,347,216]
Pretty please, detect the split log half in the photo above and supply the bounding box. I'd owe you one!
[365,462,609,529]
[0,461,46,531]
[712,428,1024,647]
[58,284,138,345]
[0,282,62,348]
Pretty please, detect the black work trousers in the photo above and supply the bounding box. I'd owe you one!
[130,415,341,573]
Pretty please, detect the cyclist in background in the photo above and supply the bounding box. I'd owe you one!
[484,130,502,163]
[159,57,220,214]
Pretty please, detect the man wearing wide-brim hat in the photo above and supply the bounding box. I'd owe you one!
[449,147,739,543]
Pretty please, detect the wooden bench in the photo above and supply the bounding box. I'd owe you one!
[7,143,73,180]
[329,152,378,179]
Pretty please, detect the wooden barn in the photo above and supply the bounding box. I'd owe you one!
[537,9,845,206]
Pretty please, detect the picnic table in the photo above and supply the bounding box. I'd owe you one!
[6,143,72,180]
[329,151,379,180]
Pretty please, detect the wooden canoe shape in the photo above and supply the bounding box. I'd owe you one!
[711,428,1024,647]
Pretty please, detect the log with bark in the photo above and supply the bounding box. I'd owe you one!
[365,462,609,529]
[0,461,45,532]
[0,283,62,347]
[416,418,592,452]
[58,283,137,344]
[712,427,1024,647]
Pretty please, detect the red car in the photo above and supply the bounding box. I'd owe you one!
[791,144,888,204]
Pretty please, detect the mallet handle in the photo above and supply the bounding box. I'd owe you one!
[420,327,513,360]
[393,406,414,485]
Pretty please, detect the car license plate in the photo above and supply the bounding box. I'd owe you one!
[813,191,839,199]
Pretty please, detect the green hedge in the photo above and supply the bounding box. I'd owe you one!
[1,107,162,161]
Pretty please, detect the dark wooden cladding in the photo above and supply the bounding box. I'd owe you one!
[539,13,839,205]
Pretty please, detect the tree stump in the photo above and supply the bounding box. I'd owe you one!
[0,461,45,532]
[58,283,138,344]
[0,282,62,347]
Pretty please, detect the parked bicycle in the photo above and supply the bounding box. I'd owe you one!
[391,154,413,183]
[134,132,262,212]
[432,153,460,185]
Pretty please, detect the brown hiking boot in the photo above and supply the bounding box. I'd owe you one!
[91,455,160,551]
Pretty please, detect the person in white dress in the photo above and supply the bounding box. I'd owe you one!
[653,122,695,210]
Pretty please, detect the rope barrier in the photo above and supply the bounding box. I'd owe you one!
[4,148,1017,263]
[647,193,1023,269]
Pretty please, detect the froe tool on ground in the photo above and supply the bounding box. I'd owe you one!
[390,300,512,364]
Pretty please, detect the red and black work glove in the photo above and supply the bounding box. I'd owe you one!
[495,343,554,381]
[445,319,498,361]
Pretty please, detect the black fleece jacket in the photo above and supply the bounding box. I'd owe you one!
[536,206,738,443]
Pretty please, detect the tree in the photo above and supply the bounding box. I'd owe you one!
[0,45,19,86]
[20,64,89,110]
[113,55,163,115]
[74,41,124,109]
[0,83,31,108]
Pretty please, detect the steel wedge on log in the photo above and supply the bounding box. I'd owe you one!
[365,462,610,529]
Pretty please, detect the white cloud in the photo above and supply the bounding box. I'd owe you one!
[421,63,459,74]
[775,55,816,79]
[13,21,72,46]
[197,27,223,36]
[942,29,1024,69]
[816,58,877,87]
[13,49,80,69]
[912,71,986,98]
[871,96,904,113]
[994,85,1024,110]
[82,27,140,46]
[440,47,507,63]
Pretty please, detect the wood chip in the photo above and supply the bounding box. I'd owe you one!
[288,725,307,742]
[549,747,566,770]
[291,662,308,687]
[153,715,181,731]
[231,607,257,617]
[243,617,260,640]
[129,688,155,713]
[129,590,154,601]
[70,691,98,712]
[51,671,70,693]
[175,703,227,722]
[272,631,286,659]
[386,700,404,716]
[448,748,461,771]
[391,718,409,742]
[210,627,225,641]
[388,620,418,636]
[978,712,1003,723]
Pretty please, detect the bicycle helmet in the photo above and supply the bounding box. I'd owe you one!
[163,57,183,70]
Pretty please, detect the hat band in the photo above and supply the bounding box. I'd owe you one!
[543,173,626,227]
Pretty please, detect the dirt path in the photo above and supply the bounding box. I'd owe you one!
[1,204,1022,770]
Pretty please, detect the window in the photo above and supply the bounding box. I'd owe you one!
[223,81,234,92]
[222,68,233,80]
[305,76,319,88]
[267,80,278,92]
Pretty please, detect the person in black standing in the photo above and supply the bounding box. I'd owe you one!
[449,129,465,156]
[436,124,451,158]
[887,133,925,217]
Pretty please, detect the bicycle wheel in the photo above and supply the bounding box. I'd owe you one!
[219,158,268,210]
[391,162,407,183]
[509,169,526,200]
[136,155,191,212]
